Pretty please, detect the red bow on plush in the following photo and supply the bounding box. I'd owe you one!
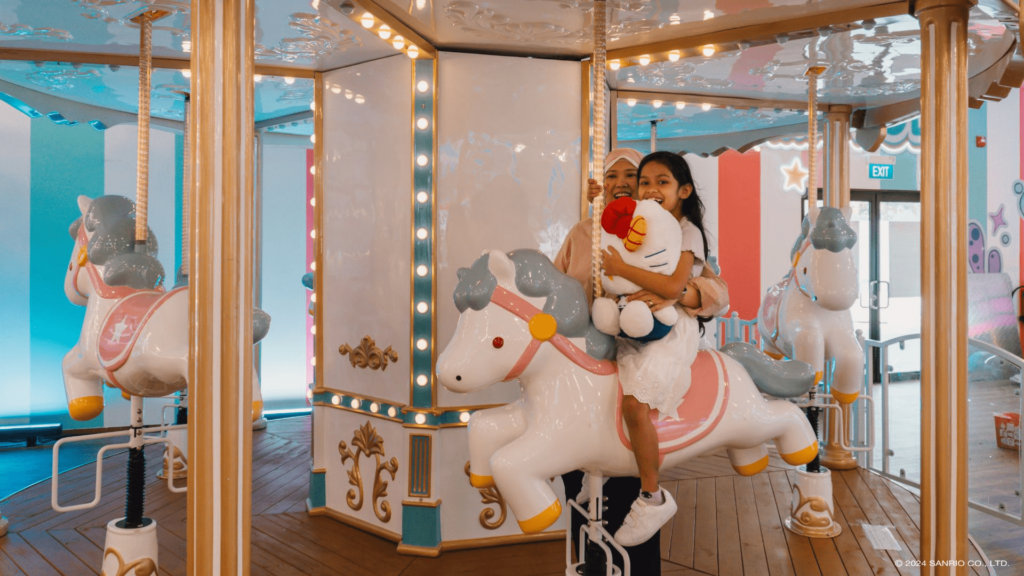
[601,197,637,239]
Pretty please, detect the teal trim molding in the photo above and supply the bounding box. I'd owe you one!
[401,502,441,548]
[309,468,326,508]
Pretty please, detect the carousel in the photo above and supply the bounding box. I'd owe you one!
[0,0,1021,574]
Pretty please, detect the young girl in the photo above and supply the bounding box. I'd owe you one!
[600,151,711,547]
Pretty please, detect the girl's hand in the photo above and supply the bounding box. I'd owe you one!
[626,290,677,312]
[602,245,626,277]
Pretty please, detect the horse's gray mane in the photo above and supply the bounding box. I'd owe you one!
[453,249,615,360]
[790,215,811,261]
[68,195,164,290]
[809,207,857,253]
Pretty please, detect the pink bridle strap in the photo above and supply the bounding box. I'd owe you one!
[489,286,616,380]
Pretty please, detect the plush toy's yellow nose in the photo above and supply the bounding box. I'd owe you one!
[623,215,646,252]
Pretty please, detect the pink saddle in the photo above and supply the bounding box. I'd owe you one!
[615,349,731,458]
[98,287,184,372]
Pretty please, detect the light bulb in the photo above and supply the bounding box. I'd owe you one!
[416,265,428,277]
[416,374,428,386]
[310,325,316,334]
[309,166,316,175]
[415,413,426,425]
[638,54,651,66]
[350,398,359,409]
[416,117,429,130]
[627,98,637,107]
[370,402,379,413]
[668,50,680,62]
[310,261,316,270]
[310,102,315,111]
[417,80,429,92]
[392,35,405,50]
[701,102,712,111]
[416,228,428,240]
[416,338,428,351]
[459,412,470,423]
[284,77,295,85]
[310,356,316,366]
[653,100,662,108]
[416,154,428,166]
[377,24,391,39]
[310,198,316,206]
[310,230,316,239]
[254,74,262,82]
[609,59,620,70]
[702,45,716,57]
[360,12,374,28]
[416,301,428,313]
[331,395,340,405]
[182,69,191,79]
[676,101,686,110]
[388,407,397,417]
[416,191,429,203]
[310,134,316,144]
[310,294,316,302]
[182,40,191,53]
[407,45,419,59]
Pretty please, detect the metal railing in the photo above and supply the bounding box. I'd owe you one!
[860,334,1024,527]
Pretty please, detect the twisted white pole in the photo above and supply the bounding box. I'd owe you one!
[650,120,657,152]
[181,94,190,274]
[135,13,154,250]
[807,67,821,222]
[591,0,607,299]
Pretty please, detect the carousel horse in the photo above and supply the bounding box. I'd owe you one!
[757,206,863,403]
[62,195,269,422]
[436,249,820,534]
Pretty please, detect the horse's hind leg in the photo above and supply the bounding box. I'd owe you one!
[727,444,769,476]
[62,347,104,421]
[769,400,819,466]
[467,401,527,488]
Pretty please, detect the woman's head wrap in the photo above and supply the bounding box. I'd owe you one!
[604,148,643,174]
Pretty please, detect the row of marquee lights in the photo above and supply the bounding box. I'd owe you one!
[359,10,422,59]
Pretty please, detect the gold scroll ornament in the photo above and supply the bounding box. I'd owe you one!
[464,461,507,530]
[339,422,400,522]
[339,336,398,371]
[101,548,157,576]
[791,484,836,528]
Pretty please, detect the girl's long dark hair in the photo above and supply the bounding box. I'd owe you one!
[637,151,713,332]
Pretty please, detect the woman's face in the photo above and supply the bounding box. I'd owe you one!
[604,159,639,203]
[639,160,691,218]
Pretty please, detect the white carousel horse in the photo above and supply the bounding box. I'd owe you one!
[757,206,863,403]
[436,249,819,534]
[62,195,269,422]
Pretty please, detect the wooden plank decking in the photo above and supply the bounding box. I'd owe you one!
[0,417,1005,575]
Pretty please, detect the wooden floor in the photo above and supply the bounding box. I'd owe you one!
[0,417,1010,576]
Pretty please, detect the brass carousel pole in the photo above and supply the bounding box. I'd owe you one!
[188,0,256,573]
[915,0,973,573]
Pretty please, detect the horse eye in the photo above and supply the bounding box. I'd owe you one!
[492,337,504,349]
[802,267,808,275]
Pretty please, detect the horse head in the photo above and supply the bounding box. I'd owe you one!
[436,249,614,394]
[64,194,165,304]
[793,206,858,311]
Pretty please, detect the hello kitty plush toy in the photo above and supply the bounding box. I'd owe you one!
[592,197,682,341]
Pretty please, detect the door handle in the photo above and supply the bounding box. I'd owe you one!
[861,280,876,308]
[878,280,890,309]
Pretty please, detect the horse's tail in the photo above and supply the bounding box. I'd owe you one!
[253,309,272,344]
[719,342,814,398]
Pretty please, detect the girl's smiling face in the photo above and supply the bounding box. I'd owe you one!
[639,160,692,218]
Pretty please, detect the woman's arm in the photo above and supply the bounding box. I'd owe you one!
[602,247,694,300]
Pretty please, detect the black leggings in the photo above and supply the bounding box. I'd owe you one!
[562,471,662,576]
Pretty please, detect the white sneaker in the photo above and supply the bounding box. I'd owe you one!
[613,489,677,547]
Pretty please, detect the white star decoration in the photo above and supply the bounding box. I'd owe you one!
[781,157,809,193]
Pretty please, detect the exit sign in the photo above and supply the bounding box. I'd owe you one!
[869,163,894,180]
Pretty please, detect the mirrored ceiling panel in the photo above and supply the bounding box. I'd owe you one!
[0,0,393,70]
[616,98,806,142]
[610,11,1012,107]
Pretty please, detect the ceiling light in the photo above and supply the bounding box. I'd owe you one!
[392,35,405,50]
[702,45,715,57]
[668,50,680,62]
[378,24,392,40]
[669,14,680,25]
[701,102,712,111]
[627,98,637,107]
[675,101,686,110]
[407,45,419,59]
[309,102,315,111]
[638,54,651,66]
[182,69,191,79]
[284,76,295,85]
[652,100,662,108]
[181,40,191,53]
[254,74,262,82]
[360,12,374,28]
[310,134,316,143]
[609,59,620,70]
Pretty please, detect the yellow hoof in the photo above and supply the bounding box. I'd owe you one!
[121,391,130,400]
[69,396,104,421]
[733,454,770,477]
[781,441,819,466]
[814,371,824,385]
[517,499,562,534]
[469,472,495,488]
[764,350,785,361]
[252,401,263,423]
[831,389,859,404]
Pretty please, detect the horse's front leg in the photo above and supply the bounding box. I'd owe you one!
[62,345,105,421]
[491,431,583,534]
[827,329,864,403]
[467,401,527,488]
[793,328,826,384]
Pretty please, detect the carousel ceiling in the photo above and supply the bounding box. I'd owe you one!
[0,0,1019,133]
[616,98,806,142]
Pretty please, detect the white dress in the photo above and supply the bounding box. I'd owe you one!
[617,217,705,420]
